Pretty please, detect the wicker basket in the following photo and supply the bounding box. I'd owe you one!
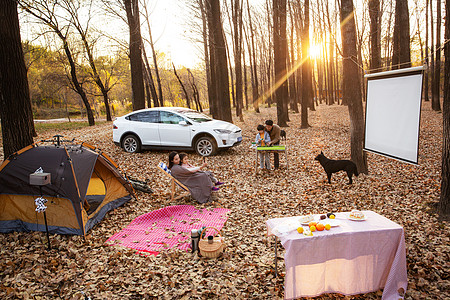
[198,227,225,258]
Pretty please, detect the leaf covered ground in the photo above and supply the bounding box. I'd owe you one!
[0,102,448,299]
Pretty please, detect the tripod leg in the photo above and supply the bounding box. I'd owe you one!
[43,211,51,250]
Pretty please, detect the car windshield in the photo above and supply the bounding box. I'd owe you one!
[177,110,212,123]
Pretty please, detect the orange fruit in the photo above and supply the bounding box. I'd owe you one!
[310,225,316,232]
[316,223,325,231]
[297,227,304,234]
[308,221,317,227]
[325,224,331,230]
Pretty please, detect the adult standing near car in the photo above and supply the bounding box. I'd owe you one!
[168,152,213,203]
[265,120,281,169]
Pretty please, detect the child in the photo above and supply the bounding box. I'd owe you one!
[255,124,271,169]
[178,153,224,191]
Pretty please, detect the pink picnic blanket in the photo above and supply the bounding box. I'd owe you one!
[106,205,230,255]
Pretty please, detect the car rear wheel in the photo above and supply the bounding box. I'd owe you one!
[195,136,216,156]
[122,135,141,153]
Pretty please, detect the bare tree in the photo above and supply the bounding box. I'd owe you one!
[340,0,368,174]
[142,0,164,106]
[0,0,34,158]
[61,0,113,121]
[368,0,381,72]
[124,0,145,110]
[20,0,95,126]
[424,0,429,102]
[391,0,411,69]
[301,0,311,128]
[142,46,159,107]
[246,0,260,113]
[187,68,203,112]
[432,0,442,111]
[206,0,232,122]
[440,0,450,215]
[172,63,191,108]
[273,0,289,127]
[232,0,244,120]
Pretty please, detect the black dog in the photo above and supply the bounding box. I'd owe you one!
[314,151,359,184]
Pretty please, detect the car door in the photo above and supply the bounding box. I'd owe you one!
[158,111,192,146]
[126,111,160,145]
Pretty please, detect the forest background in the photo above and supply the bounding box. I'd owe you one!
[13,0,445,121]
[0,0,449,214]
[2,0,447,213]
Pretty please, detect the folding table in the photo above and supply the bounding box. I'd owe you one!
[266,211,408,299]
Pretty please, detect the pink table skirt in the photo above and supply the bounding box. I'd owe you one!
[266,211,407,300]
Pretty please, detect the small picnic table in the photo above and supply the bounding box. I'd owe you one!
[255,145,288,173]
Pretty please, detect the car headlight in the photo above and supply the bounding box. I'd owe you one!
[213,129,232,134]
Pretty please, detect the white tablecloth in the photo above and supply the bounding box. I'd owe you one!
[266,211,407,300]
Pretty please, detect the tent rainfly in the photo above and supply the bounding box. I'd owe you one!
[0,141,135,235]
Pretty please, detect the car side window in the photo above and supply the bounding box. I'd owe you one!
[159,111,185,124]
[127,111,159,123]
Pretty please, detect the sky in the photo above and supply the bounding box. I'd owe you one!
[141,0,202,68]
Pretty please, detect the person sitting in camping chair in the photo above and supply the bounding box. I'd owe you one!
[168,152,214,204]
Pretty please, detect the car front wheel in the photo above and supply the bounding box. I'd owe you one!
[195,136,216,156]
[122,135,141,153]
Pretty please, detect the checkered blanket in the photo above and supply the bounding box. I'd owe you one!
[106,205,230,255]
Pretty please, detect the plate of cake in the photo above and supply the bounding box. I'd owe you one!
[348,210,367,221]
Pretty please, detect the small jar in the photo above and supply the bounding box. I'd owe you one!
[207,235,214,244]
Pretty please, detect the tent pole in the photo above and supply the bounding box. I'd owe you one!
[43,211,51,250]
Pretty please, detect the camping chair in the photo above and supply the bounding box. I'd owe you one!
[157,162,190,201]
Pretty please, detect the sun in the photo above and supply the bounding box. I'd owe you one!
[309,43,322,59]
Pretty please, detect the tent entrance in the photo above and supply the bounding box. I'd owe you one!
[85,171,106,215]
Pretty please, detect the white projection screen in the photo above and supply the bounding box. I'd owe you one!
[364,67,424,164]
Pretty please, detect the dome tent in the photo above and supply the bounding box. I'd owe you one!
[0,140,135,235]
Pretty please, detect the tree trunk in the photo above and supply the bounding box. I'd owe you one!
[142,46,159,107]
[243,47,249,111]
[225,39,236,109]
[301,0,311,128]
[369,0,381,72]
[198,0,213,114]
[142,3,164,107]
[430,0,435,108]
[273,0,289,127]
[424,0,429,102]
[124,0,145,111]
[340,0,368,174]
[60,34,95,126]
[173,63,191,109]
[206,0,232,122]
[246,0,260,113]
[0,0,34,158]
[432,0,442,111]
[187,68,203,112]
[439,0,450,215]
[233,0,244,118]
[206,0,218,116]
[392,0,411,70]
[328,38,335,105]
[288,2,299,113]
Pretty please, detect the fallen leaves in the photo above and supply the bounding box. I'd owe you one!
[0,102,448,299]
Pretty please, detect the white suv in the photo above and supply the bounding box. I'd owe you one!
[113,107,242,156]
